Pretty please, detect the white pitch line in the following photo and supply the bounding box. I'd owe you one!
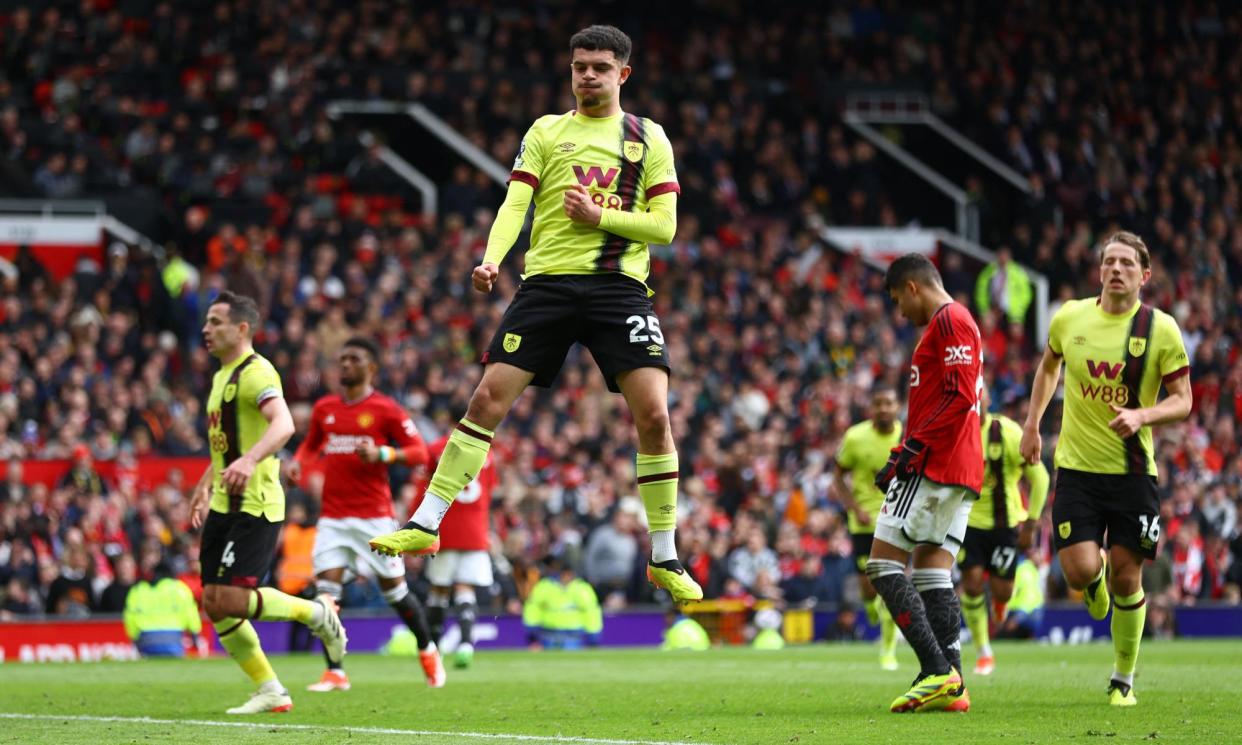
[0,712,712,745]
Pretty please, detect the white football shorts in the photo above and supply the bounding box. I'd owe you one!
[313,516,406,580]
[425,549,494,588]
[874,473,974,554]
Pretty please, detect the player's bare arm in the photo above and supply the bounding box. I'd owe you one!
[283,457,302,483]
[189,463,214,529]
[1021,345,1064,464]
[830,464,870,526]
[1107,371,1192,438]
[221,396,295,495]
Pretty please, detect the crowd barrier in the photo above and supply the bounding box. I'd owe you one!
[0,457,210,490]
[2,604,1238,663]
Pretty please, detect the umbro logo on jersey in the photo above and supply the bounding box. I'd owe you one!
[557,142,576,152]
[1073,335,1088,346]
[944,346,973,365]
[325,415,335,424]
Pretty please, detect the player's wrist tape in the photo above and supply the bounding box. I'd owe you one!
[378,445,395,463]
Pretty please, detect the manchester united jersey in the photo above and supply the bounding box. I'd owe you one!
[903,302,984,493]
[412,435,495,551]
[297,392,425,519]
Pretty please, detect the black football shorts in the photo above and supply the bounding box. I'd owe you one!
[483,274,671,393]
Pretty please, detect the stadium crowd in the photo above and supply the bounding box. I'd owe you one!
[1,1,1241,627]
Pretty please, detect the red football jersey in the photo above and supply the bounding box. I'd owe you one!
[297,392,425,519]
[903,302,984,492]
[411,435,495,551]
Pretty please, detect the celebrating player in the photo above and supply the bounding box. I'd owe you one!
[189,291,347,715]
[1021,232,1191,706]
[830,383,903,671]
[288,336,445,690]
[370,25,701,602]
[411,433,498,668]
[959,386,1049,676]
[867,254,983,714]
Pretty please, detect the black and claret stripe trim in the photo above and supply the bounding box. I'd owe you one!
[510,170,539,189]
[989,418,1008,528]
[221,354,258,512]
[636,471,678,485]
[455,421,493,444]
[646,181,680,199]
[250,588,264,620]
[1121,305,1155,475]
[1115,596,1147,611]
[216,619,246,637]
[596,113,645,272]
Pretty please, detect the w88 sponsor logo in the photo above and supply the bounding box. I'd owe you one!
[1080,358,1130,403]
[1079,382,1130,404]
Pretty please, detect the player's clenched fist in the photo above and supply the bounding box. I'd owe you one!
[1019,425,1041,465]
[1107,403,1146,439]
[472,262,499,293]
[221,454,257,495]
[563,183,602,225]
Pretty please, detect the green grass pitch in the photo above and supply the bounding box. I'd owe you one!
[1,640,1239,744]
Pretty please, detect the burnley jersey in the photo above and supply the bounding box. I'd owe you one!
[509,110,680,284]
[412,435,495,552]
[903,302,984,493]
[298,392,425,520]
[1048,298,1189,476]
[206,352,284,520]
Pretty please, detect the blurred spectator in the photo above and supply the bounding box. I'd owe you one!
[1,578,41,618]
[582,499,642,604]
[1144,597,1178,640]
[122,561,202,657]
[996,555,1045,639]
[780,553,837,607]
[45,546,96,617]
[98,552,138,613]
[1172,521,1206,603]
[1203,482,1238,541]
[0,460,25,503]
[59,445,107,498]
[824,604,866,642]
[522,555,603,650]
[974,246,1033,325]
[727,529,780,592]
[276,502,316,597]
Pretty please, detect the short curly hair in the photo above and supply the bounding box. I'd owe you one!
[569,25,632,65]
